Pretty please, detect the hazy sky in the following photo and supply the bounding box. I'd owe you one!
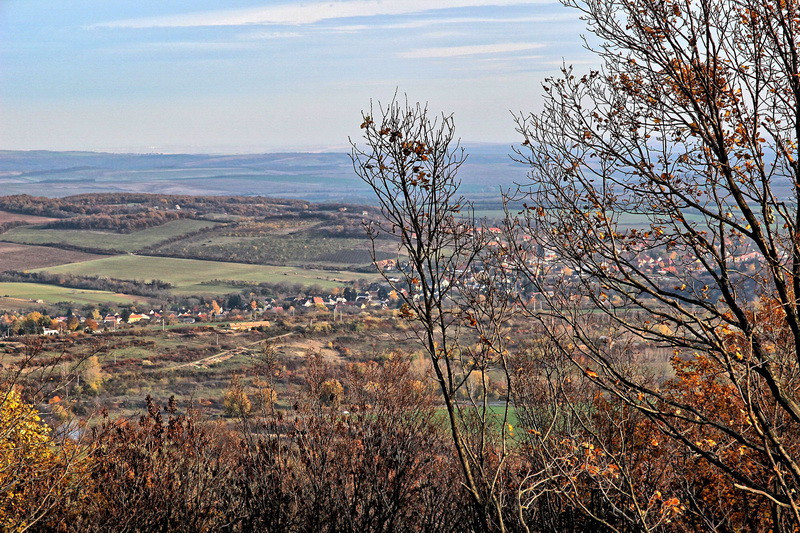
[0,1,595,153]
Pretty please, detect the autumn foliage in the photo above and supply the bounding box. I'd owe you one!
[8,0,800,530]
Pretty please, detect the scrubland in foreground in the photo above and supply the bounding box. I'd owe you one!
[0,336,772,533]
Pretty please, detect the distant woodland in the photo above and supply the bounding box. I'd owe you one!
[0,193,378,233]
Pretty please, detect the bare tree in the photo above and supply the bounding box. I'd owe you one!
[510,0,800,529]
[351,98,516,531]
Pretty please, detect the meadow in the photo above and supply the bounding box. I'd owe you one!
[35,254,378,295]
[0,281,149,307]
[2,218,219,253]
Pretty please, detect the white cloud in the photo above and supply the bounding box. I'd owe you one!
[145,41,262,51]
[399,42,545,58]
[329,12,580,32]
[237,31,304,41]
[93,0,556,29]
[475,54,545,62]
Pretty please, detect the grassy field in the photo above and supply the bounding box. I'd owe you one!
[471,209,508,221]
[2,218,219,253]
[35,255,378,295]
[436,404,519,425]
[0,282,149,306]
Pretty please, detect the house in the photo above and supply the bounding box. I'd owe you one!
[42,328,59,336]
[302,297,327,308]
[127,313,150,323]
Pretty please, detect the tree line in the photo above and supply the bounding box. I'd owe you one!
[42,210,185,233]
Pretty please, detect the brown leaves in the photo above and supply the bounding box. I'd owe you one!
[398,303,416,320]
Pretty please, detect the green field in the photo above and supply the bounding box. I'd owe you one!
[435,404,520,431]
[35,255,378,295]
[0,282,149,306]
[2,219,219,253]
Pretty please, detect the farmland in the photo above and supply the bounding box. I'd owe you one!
[35,254,379,295]
[0,281,149,307]
[153,225,396,268]
[0,242,106,271]
[2,218,219,253]
[0,193,388,310]
[0,209,58,224]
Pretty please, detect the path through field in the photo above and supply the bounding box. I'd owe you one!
[164,331,295,371]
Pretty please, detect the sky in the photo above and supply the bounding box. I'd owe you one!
[0,1,595,153]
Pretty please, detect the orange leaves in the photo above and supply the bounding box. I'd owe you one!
[463,312,478,328]
[605,463,621,479]
[695,438,717,448]
[666,57,738,112]
[648,491,684,518]
[661,496,685,520]
[398,303,416,320]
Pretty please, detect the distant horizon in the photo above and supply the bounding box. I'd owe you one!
[0,140,519,156]
[0,145,526,203]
